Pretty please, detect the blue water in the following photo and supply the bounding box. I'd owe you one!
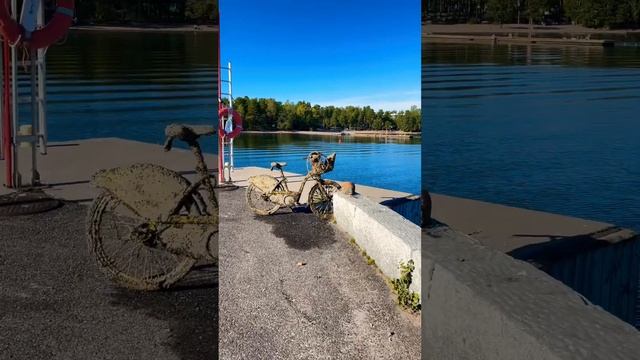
[423,43,640,231]
[26,31,217,148]
[233,134,421,194]
[28,32,420,194]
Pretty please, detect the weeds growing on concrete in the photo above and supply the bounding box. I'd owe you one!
[392,260,421,312]
[347,238,420,312]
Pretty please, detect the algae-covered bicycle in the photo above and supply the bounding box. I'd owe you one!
[246,152,341,218]
[87,124,218,290]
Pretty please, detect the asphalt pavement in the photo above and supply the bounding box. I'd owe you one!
[1,189,421,360]
[0,203,217,360]
[218,188,421,359]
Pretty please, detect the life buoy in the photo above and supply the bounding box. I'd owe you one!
[0,1,22,45]
[218,107,243,139]
[0,0,74,49]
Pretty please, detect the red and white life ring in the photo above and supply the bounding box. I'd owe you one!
[218,107,243,139]
[0,0,74,49]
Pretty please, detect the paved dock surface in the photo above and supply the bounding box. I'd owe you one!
[218,189,421,359]
[0,203,217,360]
[0,138,217,202]
[230,166,413,204]
[0,138,410,204]
[431,193,637,257]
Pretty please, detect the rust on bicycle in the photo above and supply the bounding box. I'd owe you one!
[86,124,219,291]
[245,151,341,219]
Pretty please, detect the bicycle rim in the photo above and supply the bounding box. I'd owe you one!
[87,192,196,290]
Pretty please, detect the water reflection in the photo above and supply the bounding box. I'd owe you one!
[21,31,217,144]
[423,42,640,230]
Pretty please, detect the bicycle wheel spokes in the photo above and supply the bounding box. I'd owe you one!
[246,183,281,215]
[89,193,196,290]
[310,191,331,214]
[308,183,338,218]
[102,200,178,279]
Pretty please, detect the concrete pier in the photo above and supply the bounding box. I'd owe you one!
[430,193,640,329]
[431,193,636,254]
[422,224,640,360]
[0,138,218,202]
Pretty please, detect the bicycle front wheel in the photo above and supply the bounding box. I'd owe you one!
[87,192,197,290]
[308,182,339,219]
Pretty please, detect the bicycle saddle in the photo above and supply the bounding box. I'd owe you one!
[270,162,287,170]
[164,124,215,151]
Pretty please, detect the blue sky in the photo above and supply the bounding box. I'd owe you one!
[219,0,420,111]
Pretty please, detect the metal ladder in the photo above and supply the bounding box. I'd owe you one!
[0,0,47,188]
[218,61,234,183]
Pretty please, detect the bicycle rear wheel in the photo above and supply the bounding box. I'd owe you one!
[87,192,197,290]
[246,183,281,215]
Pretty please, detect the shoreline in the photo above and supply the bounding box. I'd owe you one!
[242,130,421,138]
[423,24,640,46]
[424,23,640,36]
[71,24,218,33]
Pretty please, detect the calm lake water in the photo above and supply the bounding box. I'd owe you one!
[31,32,419,194]
[30,30,217,145]
[233,134,421,194]
[423,42,640,230]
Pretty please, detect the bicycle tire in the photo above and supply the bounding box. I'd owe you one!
[87,191,197,291]
[245,183,281,215]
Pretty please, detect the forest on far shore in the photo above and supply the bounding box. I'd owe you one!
[423,0,640,29]
[223,97,421,132]
[74,0,218,25]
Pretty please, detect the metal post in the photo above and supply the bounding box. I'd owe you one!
[37,1,46,155]
[217,27,224,184]
[0,41,3,160]
[230,138,234,171]
[220,136,225,183]
[30,49,40,185]
[10,0,18,187]
[2,40,11,187]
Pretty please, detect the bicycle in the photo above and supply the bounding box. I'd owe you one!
[87,124,218,290]
[246,152,341,219]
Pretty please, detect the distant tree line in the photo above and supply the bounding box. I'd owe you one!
[75,0,218,25]
[422,0,640,28]
[224,97,421,132]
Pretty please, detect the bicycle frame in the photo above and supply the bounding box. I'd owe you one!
[164,140,218,226]
[269,166,328,206]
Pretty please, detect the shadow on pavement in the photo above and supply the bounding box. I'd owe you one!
[262,209,338,251]
[108,266,218,360]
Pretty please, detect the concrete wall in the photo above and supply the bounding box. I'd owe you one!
[380,195,421,226]
[333,192,421,296]
[543,236,640,327]
[422,224,640,360]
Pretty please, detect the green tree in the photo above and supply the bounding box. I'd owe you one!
[185,0,217,24]
[224,97,420,132]
[487,0,516,25]
[526,0,551,24]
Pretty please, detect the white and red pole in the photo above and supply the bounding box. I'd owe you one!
[217,20,224,184]
[2,38,13,188]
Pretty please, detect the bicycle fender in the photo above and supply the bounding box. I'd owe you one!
[91,163,190,220]
[320,179,342,189]
[248,175,280,193]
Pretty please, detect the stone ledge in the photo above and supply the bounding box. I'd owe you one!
[333,192,421,296]
[422,225,640,360]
